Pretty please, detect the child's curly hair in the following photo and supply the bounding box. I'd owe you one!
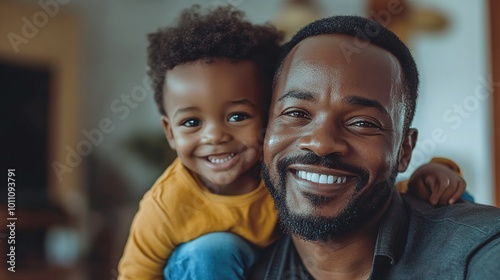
[148,5,283,116]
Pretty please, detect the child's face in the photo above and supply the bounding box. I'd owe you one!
[162,59,265,194]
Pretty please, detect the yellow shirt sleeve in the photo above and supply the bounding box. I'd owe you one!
[429,157,462,176]
[118,193,175,280]
[396,157,462,193]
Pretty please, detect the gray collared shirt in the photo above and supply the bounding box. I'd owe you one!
[250,191,500,279]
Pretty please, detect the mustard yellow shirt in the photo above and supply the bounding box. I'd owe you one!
[118,158,279,280]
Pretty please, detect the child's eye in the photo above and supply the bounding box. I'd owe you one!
[228,113,250,122]
[181,119,201,127]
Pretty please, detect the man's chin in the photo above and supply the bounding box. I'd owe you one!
[285,191,349,218]
[273,182,392,242]
[278,203,359,242]
[281,214,351,242]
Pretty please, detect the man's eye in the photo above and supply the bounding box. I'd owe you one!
[181,119,201,127]
[228,113,250,122]
[352,121,380,129]
[284,110,309,119]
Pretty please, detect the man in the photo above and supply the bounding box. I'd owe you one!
[252,15,500,279]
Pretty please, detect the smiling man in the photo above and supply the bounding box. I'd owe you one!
[251,16,500,279]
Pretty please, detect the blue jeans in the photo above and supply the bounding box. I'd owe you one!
[164,232,261,280]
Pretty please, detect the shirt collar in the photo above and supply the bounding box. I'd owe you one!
[373,190,409,265]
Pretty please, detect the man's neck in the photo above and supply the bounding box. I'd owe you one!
[291,196,393,280]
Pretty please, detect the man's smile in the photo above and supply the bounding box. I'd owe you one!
[295,170,350,185]
[287,164,360,196]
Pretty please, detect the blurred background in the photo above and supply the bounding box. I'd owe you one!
[0,0,499,279]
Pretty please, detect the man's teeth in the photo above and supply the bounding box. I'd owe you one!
[296,170,347,184]
[208,153,235,164]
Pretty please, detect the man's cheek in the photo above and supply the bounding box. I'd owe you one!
[265,134,281,154]
[266,130,291,157]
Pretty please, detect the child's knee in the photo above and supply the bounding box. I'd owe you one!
[178,232,253,260]
[164,232,260,279]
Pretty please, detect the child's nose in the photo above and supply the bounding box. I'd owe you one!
[201,123,232,144]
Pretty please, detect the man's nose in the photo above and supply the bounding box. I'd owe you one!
[297,120,349,157]
[201,123,232,144]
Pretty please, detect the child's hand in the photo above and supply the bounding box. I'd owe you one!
[408,162,466,206]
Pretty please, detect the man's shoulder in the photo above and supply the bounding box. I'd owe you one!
[389,193,500,254]
[387,194,500,277]
[401,194,500,235]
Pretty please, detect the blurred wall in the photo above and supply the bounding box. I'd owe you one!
[397,0,493,205]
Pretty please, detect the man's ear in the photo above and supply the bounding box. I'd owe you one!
[398,128,418,172]
[161,116,176,150]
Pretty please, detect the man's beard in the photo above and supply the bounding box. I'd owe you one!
[262,152,397,242]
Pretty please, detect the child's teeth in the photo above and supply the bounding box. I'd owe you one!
[208,153,235,164]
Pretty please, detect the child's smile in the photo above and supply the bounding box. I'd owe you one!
[205,152,238,169]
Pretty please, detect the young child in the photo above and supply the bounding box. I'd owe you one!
[118,6,466,280]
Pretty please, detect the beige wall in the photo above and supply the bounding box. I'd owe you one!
[0,0,85,224]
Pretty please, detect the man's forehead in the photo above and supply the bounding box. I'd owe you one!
[282,34,401,75]
[289,34,356,61]
[276,35,403,94]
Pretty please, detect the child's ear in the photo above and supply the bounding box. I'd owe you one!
[398,128,418,172]
[161,116,176,150]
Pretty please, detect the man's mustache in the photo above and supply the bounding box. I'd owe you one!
[277,152,369,184]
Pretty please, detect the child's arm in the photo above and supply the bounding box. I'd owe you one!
[401,157,466,206]
[118,194,176,280]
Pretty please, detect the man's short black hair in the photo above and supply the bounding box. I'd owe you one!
[274,15,419,131]
[148,5,283,116]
